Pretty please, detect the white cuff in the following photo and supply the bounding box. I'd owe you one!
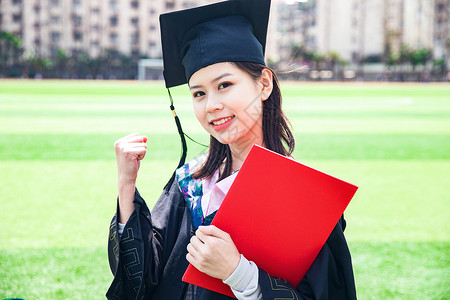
[223,254,262,299]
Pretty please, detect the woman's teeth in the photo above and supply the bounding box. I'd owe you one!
[212,116,233,126]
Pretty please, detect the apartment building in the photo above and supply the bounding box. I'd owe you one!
[403,0,435,49]
[0,0,212,58]
[268,0,304,63]
[434,0,449,60]
[0,0,448,68]
[298,0,448,65]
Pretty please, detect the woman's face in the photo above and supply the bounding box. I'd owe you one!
[189,62,268,147]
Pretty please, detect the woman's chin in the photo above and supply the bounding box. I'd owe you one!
[212,129,259,148]
[214,137,234,145]
[212,132,241,145]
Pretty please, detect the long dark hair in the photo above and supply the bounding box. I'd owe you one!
[193,62,295,181]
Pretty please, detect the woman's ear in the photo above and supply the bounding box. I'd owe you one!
[260,68,273,101]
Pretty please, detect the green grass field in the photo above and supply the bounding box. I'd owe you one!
[0,80,449,299]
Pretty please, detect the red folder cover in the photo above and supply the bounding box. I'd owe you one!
[182,144,358,297]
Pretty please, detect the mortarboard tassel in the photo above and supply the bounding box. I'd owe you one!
[164,88,188,192]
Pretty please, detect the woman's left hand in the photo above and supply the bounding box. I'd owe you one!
[186,225,240,280]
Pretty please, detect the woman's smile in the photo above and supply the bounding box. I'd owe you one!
[210,115,235,131]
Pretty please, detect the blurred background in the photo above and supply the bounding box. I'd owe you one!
[0,0,449,81]
[0,0,449,299]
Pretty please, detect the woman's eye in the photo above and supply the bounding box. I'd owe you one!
[193,91,205,98]
[219,82,232,90]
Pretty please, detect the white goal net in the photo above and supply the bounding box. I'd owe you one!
[138,59,164,80]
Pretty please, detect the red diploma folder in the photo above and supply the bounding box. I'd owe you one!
[182,144,358,297]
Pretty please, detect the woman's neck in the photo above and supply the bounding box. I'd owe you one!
[229,137,264,173]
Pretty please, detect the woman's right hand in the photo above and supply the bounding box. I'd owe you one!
[114,133,148,223]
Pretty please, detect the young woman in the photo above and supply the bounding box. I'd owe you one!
[107,1,356,299]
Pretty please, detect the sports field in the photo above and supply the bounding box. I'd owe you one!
[0,79,449,299]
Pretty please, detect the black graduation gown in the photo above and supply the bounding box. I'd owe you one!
[106,178,357,300]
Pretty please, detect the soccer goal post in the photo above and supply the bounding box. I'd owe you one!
[138,59,164,80]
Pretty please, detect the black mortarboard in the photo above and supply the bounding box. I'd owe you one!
[159,0,271,190]
[160,0,271,88]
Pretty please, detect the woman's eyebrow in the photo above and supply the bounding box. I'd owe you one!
[212,72,233,83]
[189,72,233,90]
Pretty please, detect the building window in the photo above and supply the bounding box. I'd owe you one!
[436,20,443,31]
[72,15,82,26]
[51,47,59,56]
[73,31,83,41]
[166,2,175,10]
[110,16,118,26]
[13,14,22,23]
[50,15,60,24]
[132,32,139,44]
[150,25,156,31]
[50,0,59,7]
[51,31,61,43]
[91,24,100,31]
[307,35,316,48]
[131,49,139,57]
[73,0,82,9]
[13,0,22,5]
[110,33,118,45]
[131,1,139,9]
[110,0,118,10]
[91,7,100,14]
[131,18,139,27]
[34,38,41,46]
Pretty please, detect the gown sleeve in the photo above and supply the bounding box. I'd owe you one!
[106,179,193,300]
[258,216,357,300]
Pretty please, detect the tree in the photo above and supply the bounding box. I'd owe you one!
[327,51,347,80]
[28,54,53,78]
[432,58,446,79]
[0,31,25,77]
[399,45,413,66]
[410,48,432,69]
[55,49,71,78]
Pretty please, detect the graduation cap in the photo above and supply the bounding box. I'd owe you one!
[160,0,271,88]
[159,0,271,189]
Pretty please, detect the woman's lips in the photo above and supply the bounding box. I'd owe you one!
[210,116,235,131]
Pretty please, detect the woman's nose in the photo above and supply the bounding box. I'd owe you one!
[205,95,223,113]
